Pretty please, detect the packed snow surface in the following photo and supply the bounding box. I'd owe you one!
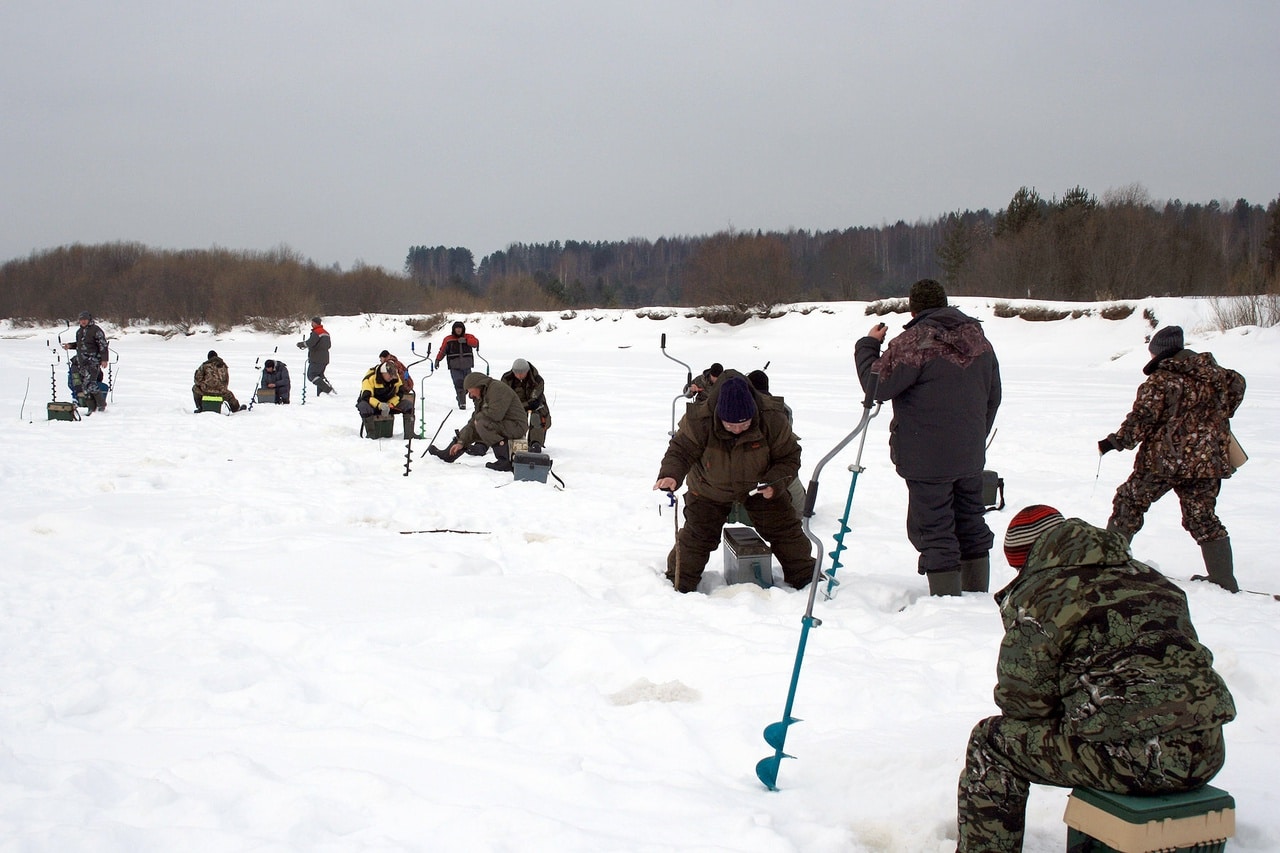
[1,298,1277,851]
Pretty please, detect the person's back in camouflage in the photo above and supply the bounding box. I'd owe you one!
[192,352,242,412]
[1101,326,1246,592]
[956,511,1234,853]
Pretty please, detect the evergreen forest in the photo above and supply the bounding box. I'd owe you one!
[3,185,1278,326]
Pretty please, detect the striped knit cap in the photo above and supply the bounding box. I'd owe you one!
[1003,505,1065,569]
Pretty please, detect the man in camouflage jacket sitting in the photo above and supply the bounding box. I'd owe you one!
[1099,325,1246,591]
[192,350,242,413]
[956,505,1235,853]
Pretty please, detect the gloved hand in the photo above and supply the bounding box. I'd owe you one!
[378,402,391,416]
[1098,437,1116,455]
[296,341,306,349]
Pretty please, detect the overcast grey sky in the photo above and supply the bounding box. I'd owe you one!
[3,1,1277,275]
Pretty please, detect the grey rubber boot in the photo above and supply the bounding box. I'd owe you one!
[959,556,990,593]
[1200,537,1239,593]
[927,570,962,597]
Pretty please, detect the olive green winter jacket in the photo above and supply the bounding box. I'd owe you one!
[993,519,1235,742]
[657,369,801,504]
[455,374,529,446]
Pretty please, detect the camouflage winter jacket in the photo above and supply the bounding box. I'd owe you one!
[193,357,232,394]
[501,364,549,415]
[75,323,109,364]
[657,369,801,504]
[854,306,1000,481]
[993,519,1235,741]
[1108,350,1245,479]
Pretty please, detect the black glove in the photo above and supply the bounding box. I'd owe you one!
[1098,437,1116,455]
[296,341,306,349]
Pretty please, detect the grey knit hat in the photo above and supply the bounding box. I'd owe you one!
[511,358,530,374]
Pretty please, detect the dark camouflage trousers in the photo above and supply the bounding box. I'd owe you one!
[1108,474,1226,544]
[956,715,1225,853]
[666,492,815,592]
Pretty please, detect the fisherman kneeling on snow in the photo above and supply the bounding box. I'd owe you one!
[428,372,528,471]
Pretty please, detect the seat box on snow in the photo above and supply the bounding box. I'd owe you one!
[512,451,552,483]
[723,526,773,588]
[363,415,394,439]
[200,395,224,413]
[47,401,78,421]
[255,388,276,404]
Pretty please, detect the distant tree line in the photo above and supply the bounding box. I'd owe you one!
[3,186,1277,324]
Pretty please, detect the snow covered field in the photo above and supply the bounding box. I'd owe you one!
[1,298,1277,852]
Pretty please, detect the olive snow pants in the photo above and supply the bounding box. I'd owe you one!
[665,491,815,593]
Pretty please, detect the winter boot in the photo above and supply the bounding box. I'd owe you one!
[465,441,489,456]
[1198,537,1239,593]
[927,570,962,597]
[485,441,513,472]
[959,555,990,593]
[428,443,466,463]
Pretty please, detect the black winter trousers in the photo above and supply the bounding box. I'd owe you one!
[904,473,993,575]
[666,492,815,593]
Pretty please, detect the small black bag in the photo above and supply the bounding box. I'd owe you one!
[982,470,1005,512]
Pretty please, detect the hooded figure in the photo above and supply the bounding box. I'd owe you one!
[430,372,527,469]
[434,321,480,408]
[955,506,1235,853]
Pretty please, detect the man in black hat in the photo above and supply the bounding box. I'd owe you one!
[854,279,1002,596]
[652,371,815,593]
[193,350,243,412]
[1099,325,1246,591]
[258,359,291,404]
[63,310,110,412]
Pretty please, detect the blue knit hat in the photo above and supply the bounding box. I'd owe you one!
[715,377,757,423]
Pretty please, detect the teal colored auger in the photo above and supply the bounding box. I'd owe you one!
[819,401,878,601]
[756,378,880,791]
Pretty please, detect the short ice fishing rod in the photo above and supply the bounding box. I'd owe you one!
[755,374,881,791]
[659,333,694,436]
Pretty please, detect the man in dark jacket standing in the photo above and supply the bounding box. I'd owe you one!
[429,372,527,470]
[63,310,110,412]
[653,371,815,593]
[855,279,1001,596]
[956,505,1235,853]
[296,317,334,395]
[1099,325,1246,592]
